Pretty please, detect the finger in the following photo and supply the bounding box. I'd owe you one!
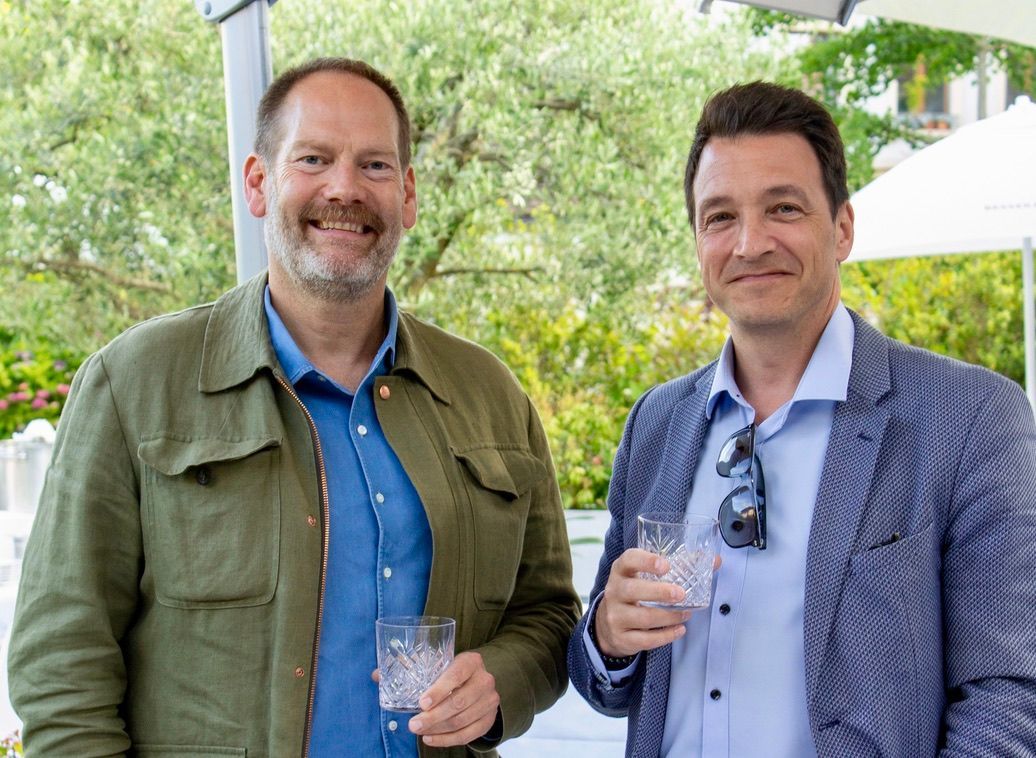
[417,651,480,711]
[613,548,670,578]
[418,703,499,748]
[370,669,381,683]
[615,621,688,654]
[597,592,692,656]
[412,678,499,738]
[606,575,687,606]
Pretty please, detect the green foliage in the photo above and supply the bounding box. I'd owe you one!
[844,252,1024,383]
[443,297,728,508]
[0,0,232,354]
[0,342,81,437]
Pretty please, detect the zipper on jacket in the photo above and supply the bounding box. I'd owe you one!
[276,375,331,758]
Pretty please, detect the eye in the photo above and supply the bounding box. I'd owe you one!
[300,155,324,166]
[702,211,734,229]
[773,203,801,216]
[367,161,391,171]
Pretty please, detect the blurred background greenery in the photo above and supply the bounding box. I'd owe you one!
[1,0,1034,508]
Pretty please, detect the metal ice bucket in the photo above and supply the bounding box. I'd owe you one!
[0,439,54,514]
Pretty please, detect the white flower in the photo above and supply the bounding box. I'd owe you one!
[11,195,26,208]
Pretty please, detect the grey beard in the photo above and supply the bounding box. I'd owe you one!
[264,193,400,304]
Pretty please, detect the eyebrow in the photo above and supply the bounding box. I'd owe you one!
[761,184,811,204]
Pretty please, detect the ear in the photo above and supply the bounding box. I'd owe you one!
[834,201,854,263]
[243,153,268,219]
[402,165,417,230]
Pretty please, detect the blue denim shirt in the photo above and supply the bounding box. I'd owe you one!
[265,287,432,757]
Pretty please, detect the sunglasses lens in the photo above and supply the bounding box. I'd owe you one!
[716,425,754,478]
[718,484,757,548]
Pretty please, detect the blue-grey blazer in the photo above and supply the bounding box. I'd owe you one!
[568,312,1036,757]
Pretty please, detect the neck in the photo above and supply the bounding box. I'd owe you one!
[730,304,838,424]
[268,270,388,393]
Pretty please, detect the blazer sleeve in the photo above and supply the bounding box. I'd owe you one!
[567,390,652,716]
[939,377,1036,754]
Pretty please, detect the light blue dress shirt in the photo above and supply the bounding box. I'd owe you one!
[265,287,432,758]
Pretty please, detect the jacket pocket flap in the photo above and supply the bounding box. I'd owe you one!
[138,435,281,476]
[452,445,546,499]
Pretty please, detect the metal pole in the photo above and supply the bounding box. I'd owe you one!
[1024,237,1035,410]
[196,0,274,283]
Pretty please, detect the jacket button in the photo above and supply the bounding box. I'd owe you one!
[294,666,305,678]
[710,689,722,700]
[719,604,731,615]
[306,515,317,527]
[379,385,391,400]
[195,465,212,486]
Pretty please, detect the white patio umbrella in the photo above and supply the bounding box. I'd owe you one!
[848,96,1036,406]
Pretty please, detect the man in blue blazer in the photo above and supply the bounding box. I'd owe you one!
[568,81,1036,756]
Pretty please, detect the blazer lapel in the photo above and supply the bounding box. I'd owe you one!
[803,313,893,700]
[644,367,715,520]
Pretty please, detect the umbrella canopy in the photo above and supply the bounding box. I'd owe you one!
[858,0,1036,47]
[848,96,1036,406]
[710,0,1036,46]
[850,96,1036,261]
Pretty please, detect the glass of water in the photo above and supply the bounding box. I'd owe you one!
[637,512,719,609]
[375,615,456,712]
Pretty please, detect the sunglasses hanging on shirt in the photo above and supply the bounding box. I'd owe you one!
[716,423,767,550]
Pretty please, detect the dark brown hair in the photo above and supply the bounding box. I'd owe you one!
[254,57,411,168]
[684,81,848,223]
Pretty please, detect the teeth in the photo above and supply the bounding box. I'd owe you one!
[316,220,364,233]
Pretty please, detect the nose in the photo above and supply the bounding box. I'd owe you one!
[732,215,774,260]
[322,161,365,204]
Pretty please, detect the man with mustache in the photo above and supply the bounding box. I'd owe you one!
[568,81,1036,756]
[9,58,580,757]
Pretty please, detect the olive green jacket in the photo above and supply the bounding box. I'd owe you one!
[8,273,580,758]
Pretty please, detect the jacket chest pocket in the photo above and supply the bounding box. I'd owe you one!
[452,444,546,611]
[138,435,282,609]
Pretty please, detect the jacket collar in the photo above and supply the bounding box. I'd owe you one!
[199,272,279,393]
[391,312,452,406]
[197,272,450,405]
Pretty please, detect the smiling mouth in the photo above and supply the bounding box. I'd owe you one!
[311,219,372,234]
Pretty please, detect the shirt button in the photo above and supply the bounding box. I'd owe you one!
[294,666,305,679]
[375,492,385,504]
[195,465,212,486]
[379,385,391,400]
[357,424,368,437]
[388,720,398,732]
[719,603,731,615]
[710,689,722,700]
[318,376,326,382]
[383,567,392,579]
[306,515,317,527]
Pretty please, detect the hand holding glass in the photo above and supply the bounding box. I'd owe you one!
[637,513,719,609]
[375,616,456,713]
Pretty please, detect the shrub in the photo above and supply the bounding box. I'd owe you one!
[0,346,82,438]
